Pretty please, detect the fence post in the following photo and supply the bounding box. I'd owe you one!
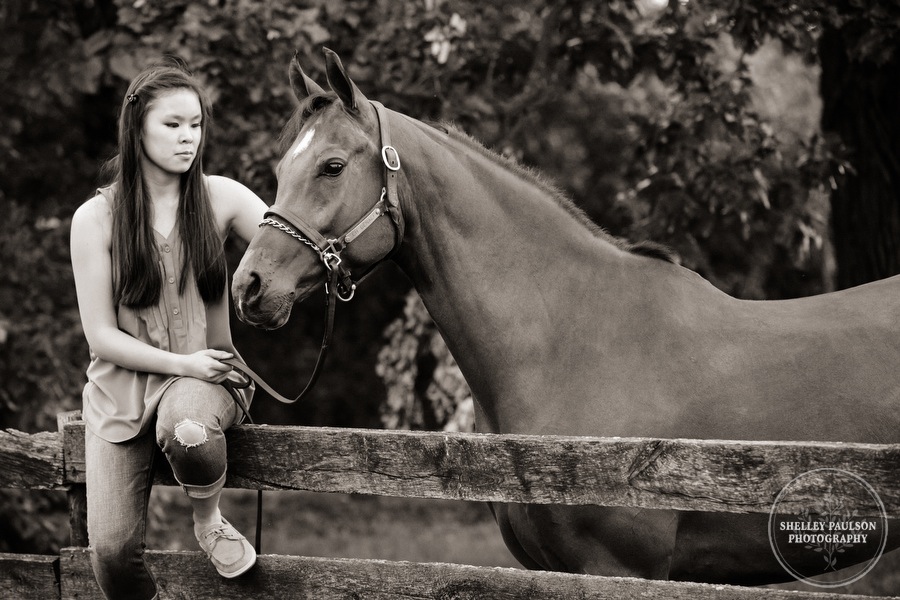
[57,410,87,547]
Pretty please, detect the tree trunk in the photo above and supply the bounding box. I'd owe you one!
[819,26,900,289]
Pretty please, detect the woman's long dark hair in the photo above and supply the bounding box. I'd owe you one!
[103,58,225,308]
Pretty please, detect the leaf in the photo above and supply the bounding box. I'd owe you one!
[83,30,113,56]
[72,56,105,95]
[109,52,143,81]
[302,22,331,46]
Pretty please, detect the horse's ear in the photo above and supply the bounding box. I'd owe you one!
[289,52,325,101]
[323,47,364,111]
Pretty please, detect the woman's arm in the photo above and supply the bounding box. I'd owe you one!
[207,175,269,244]
[70,196,234,383]
[204,175,268,355]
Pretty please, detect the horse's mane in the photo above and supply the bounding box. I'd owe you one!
[437,123,677,264]
[279,95,677,264]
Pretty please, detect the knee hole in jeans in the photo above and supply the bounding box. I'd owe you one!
[173,419,208,448]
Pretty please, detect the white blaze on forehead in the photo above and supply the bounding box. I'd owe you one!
[291,127,316,160]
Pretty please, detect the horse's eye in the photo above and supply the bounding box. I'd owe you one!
[322,161,344,177]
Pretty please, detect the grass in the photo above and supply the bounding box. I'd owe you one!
[147,487,898,595]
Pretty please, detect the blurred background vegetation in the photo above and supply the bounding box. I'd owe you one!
[1,0,898,586]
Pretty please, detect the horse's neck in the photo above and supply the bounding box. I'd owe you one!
[393,120,668,430]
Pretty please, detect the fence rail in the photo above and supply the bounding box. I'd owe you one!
[1,410,898,599]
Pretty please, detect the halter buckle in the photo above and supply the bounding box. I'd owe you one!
[321,252,341,271]
[382,145,401,171]
[320,238,348,269]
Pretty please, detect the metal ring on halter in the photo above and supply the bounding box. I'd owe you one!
[338,283,356,301]
[260,102,403,306]
[382,146,401,171]
[327,279,356,302]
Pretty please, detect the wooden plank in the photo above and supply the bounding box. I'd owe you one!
[0,429,64,490]
[59,413,178,491]
[57,412,87,547]
[57,548,895,600]
[59,412,84,488]
[59,419,900,516]
[0,553,60,599]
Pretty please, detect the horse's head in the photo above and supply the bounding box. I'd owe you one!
[233,49,403,329]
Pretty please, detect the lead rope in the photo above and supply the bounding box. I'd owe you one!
[219,269,340,553]
[219,380,264,553]
[223,100,402,554]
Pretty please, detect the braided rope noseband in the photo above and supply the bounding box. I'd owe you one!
[260,101,404,302]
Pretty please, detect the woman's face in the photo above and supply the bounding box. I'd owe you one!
[141,88,202,176]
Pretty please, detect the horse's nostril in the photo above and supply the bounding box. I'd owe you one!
[244,271,262,301]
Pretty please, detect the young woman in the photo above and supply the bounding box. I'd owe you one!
[70,60,269,599]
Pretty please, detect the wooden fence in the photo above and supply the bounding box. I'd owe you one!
[1,410,898,599]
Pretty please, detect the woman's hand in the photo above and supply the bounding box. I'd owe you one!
[178,349,234,383]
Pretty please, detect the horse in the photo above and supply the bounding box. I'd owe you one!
[232,49,900,584]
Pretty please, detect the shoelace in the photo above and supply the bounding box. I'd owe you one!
[200,523,243,544]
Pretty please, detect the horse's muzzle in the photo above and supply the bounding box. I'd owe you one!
[232,258,298,330]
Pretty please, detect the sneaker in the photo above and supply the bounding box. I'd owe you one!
[195,517,257,578]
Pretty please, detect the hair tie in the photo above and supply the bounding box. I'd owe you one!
[127,93,138,104]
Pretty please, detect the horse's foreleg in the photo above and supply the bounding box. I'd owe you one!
[488,502,545,570]
[494,503,679,578]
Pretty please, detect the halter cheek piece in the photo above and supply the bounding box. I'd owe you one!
[220,104,403,554]
[228,100,404,407]
[259,100,404,301]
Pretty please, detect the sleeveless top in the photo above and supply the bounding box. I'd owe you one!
[82,185,253,443]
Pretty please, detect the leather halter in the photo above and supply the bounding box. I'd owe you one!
[224,100,405,408]
[218,102,404,554]
[260,100,404,301]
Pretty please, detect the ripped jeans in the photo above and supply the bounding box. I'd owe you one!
[85,378,238,600]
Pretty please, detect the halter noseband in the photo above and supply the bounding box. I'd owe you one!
[260,100,404,301]
[225,102,403,556]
